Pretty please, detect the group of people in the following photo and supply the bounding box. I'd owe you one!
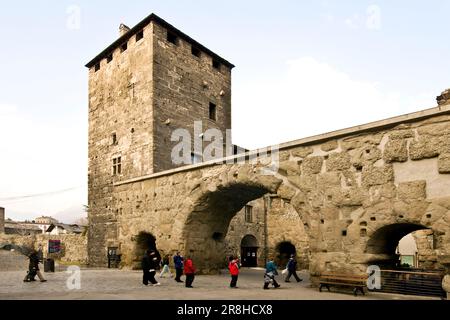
[142,250,196,288]
[142,250,302,290]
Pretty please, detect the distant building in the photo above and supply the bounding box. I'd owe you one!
[34,216,59,234]
[45,223,84,235]
[4,220,42,236]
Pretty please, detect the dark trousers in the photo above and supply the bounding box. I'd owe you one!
[230,275,238,287]
[185,273,195,287]
[175,268,183,282]
[264,274,280,289]
[286,270,302,282]
[143,270,158,285]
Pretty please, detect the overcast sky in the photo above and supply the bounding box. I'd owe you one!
[1,1,449,222]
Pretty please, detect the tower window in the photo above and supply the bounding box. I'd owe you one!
[167,31,178,45]
[209,102,217,121]
[94,63,100,72]
[107,53,113,64]
[113,157,122,175]
[191,46,201,58]
[212,59,221,70]
[136,30,144,42]
[120,42,128,53]
[111,133,117,145]
[245,205,253,223]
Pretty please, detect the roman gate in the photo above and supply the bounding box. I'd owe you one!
[89,104,450,279]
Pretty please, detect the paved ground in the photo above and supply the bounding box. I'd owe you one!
[0,268,440,300]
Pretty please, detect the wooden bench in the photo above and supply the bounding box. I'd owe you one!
[319,273,368,296]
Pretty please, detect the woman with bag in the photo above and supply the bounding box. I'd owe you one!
[263,257,280,289]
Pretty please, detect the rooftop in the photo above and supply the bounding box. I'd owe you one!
[85,13,235,69]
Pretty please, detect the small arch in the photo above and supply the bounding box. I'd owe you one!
[275,241,297,268]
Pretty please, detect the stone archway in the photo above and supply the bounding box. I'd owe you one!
[365,223,430,268]
[275,241,297,269]
[241,235,258,268]
[183,183,271,273]
[132,231,157,269]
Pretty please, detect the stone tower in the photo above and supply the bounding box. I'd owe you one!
[85,13,234,266]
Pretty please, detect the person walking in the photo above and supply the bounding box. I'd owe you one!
[159,254,173,278]
[173,252,184,283]
[263,257,280,289]
[285,254,303,283]
[228,256,240,288]
[184,256,196,288]
[24,251,47,283]
[142,249,160,286]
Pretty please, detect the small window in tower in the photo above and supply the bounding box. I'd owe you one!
[136,30,144,42]
[167,31,178,45]
[113,157,122,175]
[212,59,221,70]
[111,133,117,145]
[209,102,217,121]
[245,205,253,223]
[94,62,100,72]
[120,42,128,53]
[107,53,113,64]
[191,46,201,58]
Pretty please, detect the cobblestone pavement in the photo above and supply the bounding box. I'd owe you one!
[0,268,440,300]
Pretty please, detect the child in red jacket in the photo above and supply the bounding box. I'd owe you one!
[184,256,196,288]
[228,256,240,288]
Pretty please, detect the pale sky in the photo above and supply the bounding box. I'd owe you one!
[1,1,449,222]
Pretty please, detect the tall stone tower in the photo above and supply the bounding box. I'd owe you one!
[86,14,234,266]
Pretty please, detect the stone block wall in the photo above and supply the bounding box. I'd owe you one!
[0,233,88,266]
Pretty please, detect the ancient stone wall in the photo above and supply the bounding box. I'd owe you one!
[98,107,450,277]
[0,208,4,234]
[0,233,88,266]
[225,198,266,267]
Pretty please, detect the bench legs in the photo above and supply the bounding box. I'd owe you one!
[319,284,330,292]
[353,287,365,296]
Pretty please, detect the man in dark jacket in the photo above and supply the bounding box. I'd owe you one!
[285,254,302,283]
[24,251,47,283]
[173,252,184,283]
[142,249,160,286]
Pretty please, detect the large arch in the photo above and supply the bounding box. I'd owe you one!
[182,182,273,273]
[365,223,430,267]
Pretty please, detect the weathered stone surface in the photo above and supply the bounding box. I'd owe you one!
[321,140,339,152]
[362,165,394,187]
[291,147,314,158]
[384,139,408,163]
[442,275,450,299]
[277,185,296,200]
[278,160,301,176]
[397,181,427,200]
[438,154,450,174]
[302,156,324,174]
[350,146,382,169]
[341,133,384,151]
[317,172,341,187]
[389,130,414,140]
[327,152,351,171]
[409,138,440,160]
[255,175,283,193]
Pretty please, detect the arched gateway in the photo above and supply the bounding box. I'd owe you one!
[88,105,450,282]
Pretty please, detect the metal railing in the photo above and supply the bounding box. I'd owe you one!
[369,269,446,298]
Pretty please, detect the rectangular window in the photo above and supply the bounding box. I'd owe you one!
[111,133,117,145]
[245,206,253,223]
[120,42,128,53]
[113,157,122,175]
[94,63,100,72]
[107,53,113,64]
[212,59,221,70]
[136,30,144,42]
[167,31,178,45]
[191,46,201,57]
[209,102,217,121]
